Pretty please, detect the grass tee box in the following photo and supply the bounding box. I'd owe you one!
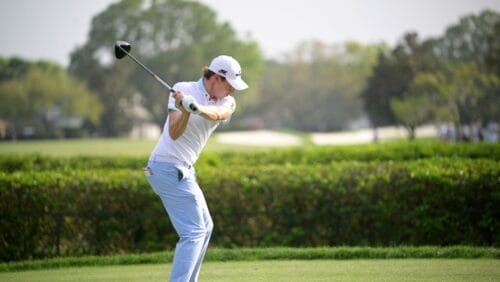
[1,247,500,281]
[1,247,499,272]
[3,246,499,281]
[1,259,499,282]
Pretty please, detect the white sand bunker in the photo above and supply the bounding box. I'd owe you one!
[311,125,437,145]
[216,130,303,146]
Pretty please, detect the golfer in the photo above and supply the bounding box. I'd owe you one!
[145,55,248,282]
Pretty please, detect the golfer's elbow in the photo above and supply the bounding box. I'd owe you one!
[200,108,231,121]
[169,129,180,140]
[169,126,184,140]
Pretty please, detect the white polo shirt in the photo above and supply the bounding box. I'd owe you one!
[149,79,236,166]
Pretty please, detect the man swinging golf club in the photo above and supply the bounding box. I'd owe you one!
[145,55,248,282]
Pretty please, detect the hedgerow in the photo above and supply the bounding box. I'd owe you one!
[1,141,498,172]
[1,158,498,261]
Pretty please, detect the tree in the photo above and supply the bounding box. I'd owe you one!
[69,0,263,135]
[403,10,500,139]
[485,21,500,75]
[240,40,382,132]
[362,10,499,139]
[361,33,436,129]
[0,56,60,82]
[441,63,499,129]
[484,21,500,125]
[0,66,102,139]
[394,63,499,139]
[433,10,500,69]
[390,95,434,140]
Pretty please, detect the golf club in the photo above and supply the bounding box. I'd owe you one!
[114,40,199,112]
[114,40,174,92]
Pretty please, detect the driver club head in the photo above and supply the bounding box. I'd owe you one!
[114,41,131,59]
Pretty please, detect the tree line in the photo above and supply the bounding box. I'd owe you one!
[0,58,101,139]
[0,0,498,140]
[362,10,499,139]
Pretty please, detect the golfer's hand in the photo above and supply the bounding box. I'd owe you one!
[173,91,189,114]
[181,95,201,114]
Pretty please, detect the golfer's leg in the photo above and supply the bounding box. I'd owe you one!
[189,184,213,282]
[146,164,207,282]
[164,182,208,282]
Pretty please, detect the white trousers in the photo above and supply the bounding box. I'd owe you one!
[146,161,213,282]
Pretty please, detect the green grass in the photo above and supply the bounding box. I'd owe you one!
[2,247,498,272]
[0,136,448,157]
[0,136,277,156]
[1,259,499,281]
[0,138,156,157]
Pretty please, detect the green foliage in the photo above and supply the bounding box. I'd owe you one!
[433,10,500,68]
[362,10,500,134]
[390,94,433,138]
[394,63,500,132]
[1,141,498,172]
[1,155,498,261]
[0,246,498,272]
[1,142,498,262]
[361,33,436,128]
[485,21,500,75]
[0,56,59,83]
[0,169,168,261]
[0,63,102,139]
[246,41,383,131]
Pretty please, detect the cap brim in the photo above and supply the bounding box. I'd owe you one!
[227,77,248,91]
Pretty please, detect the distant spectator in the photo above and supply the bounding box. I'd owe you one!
[460,125,471,142]
[487,122,498,143]
[372,128,379,143]
[470,123,482,142]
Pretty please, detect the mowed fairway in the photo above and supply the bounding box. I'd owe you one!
[0,136,273,156]
[0,138,156,156]
[2,259,499,282]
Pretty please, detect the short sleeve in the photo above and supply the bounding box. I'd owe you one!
[167,90,178,111]
[168,83,189,112]
[220,95,236,114]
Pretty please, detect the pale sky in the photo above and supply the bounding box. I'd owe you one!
[1,0,499,66]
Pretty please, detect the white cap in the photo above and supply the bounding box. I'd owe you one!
[208,55,248,91]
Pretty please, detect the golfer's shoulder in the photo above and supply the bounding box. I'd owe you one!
[173,81,197,94]
[222,95,235,104]
[220,95,236,111]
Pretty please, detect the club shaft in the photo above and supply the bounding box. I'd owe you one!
[119,47,173,92]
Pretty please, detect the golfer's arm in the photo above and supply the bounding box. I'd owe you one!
[168,110,190,140]
[198,105,232,121]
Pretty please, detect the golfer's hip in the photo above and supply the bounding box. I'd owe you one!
[145,161,196,194]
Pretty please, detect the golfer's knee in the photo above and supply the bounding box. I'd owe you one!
[180,226,211,241]
[206,220,214,234]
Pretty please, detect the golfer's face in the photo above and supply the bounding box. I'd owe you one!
[216,75,235,96]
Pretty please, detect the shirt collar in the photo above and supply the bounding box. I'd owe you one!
[197,78,208,95]
[198,77,218,101]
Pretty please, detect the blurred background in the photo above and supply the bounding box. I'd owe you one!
[0,0,499,146]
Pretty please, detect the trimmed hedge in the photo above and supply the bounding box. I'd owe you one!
[1,158,498,261]
[201,141,500,167]
[1,141,499,172]
[0,155,145,172]
[199,159,499,248]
